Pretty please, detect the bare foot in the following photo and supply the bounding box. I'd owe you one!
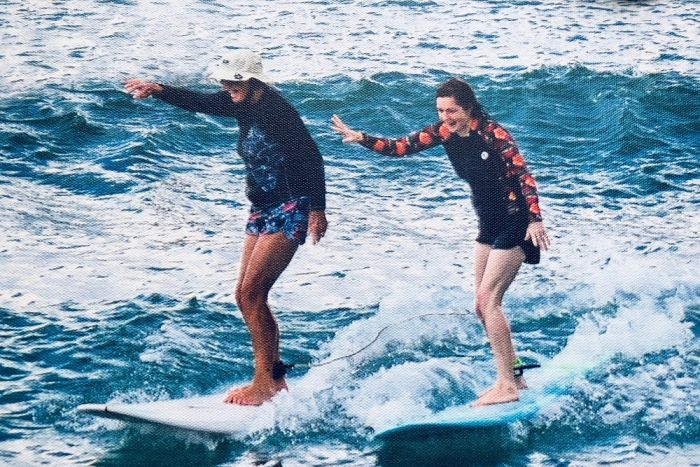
[223,383,252,403]
[473,383,519,407]
[478,378,525,397]
[224,379,287,406]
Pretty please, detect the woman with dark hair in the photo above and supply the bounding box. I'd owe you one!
[125,51,328,406]
[331,77,549,406]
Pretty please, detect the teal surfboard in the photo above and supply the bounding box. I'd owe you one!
[374,383,565,440]
[373,354,595,441]
[373,345,613,441]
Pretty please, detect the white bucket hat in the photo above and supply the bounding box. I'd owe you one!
[208,50,269,82]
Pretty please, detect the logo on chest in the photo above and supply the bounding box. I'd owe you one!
[480,151,489,160]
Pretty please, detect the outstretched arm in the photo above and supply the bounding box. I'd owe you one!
[331,114,445,157]
[124,79,238,117]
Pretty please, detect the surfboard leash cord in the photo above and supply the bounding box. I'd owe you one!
[277,312,540,378]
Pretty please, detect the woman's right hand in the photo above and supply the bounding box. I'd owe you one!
[124,79,163,99]
[331,115,364,144]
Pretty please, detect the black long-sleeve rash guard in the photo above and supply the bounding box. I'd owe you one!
[156,84,326,212]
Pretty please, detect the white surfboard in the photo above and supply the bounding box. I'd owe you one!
[77,391,277,435]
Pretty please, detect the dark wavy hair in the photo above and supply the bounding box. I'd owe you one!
[436,78,487,120]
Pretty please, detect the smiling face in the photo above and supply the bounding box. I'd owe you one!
[220,79,250,103]
[436,96,472,136]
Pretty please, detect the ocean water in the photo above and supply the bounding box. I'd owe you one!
[1,1,699,465]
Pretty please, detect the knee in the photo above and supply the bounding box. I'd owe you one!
[237,281,268,311]
[475,288,498,317]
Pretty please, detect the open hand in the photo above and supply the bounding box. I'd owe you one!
[331,115,364,144]
[308,210,328,245]
[124,79,163,99]
[525,221,550,250]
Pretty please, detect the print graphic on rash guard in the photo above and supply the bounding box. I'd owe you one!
[154,84,326,211]
[239,124,286,193]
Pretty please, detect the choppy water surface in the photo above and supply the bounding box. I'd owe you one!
[1,1,699,465]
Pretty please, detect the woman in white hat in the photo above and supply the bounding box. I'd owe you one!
[125,51,328,405]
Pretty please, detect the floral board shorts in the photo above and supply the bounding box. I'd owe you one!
[245,197,310,245]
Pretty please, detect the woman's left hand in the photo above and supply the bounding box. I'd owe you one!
[308,210,328,245]
[525,221,550,250]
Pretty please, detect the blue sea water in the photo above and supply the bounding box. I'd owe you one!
[1,0,699,465]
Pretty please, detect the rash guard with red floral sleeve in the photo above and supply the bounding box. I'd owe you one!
[360,118,542,223]
[359,117,543,263]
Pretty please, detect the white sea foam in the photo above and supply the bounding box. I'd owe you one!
[1,0,698,93]
[165,275,694,439]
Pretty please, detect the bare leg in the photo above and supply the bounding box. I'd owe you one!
[226,235,268,402]
[473,246,525,406]
[473,242,491,324]
[474,243,527,392]
[224,232,299,405]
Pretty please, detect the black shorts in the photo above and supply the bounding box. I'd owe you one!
[476,214,540,264]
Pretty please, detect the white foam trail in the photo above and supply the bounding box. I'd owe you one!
[87,275,694,440]
[299,287,693,434]
[540,301,693,388]
[320,285,479,364]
